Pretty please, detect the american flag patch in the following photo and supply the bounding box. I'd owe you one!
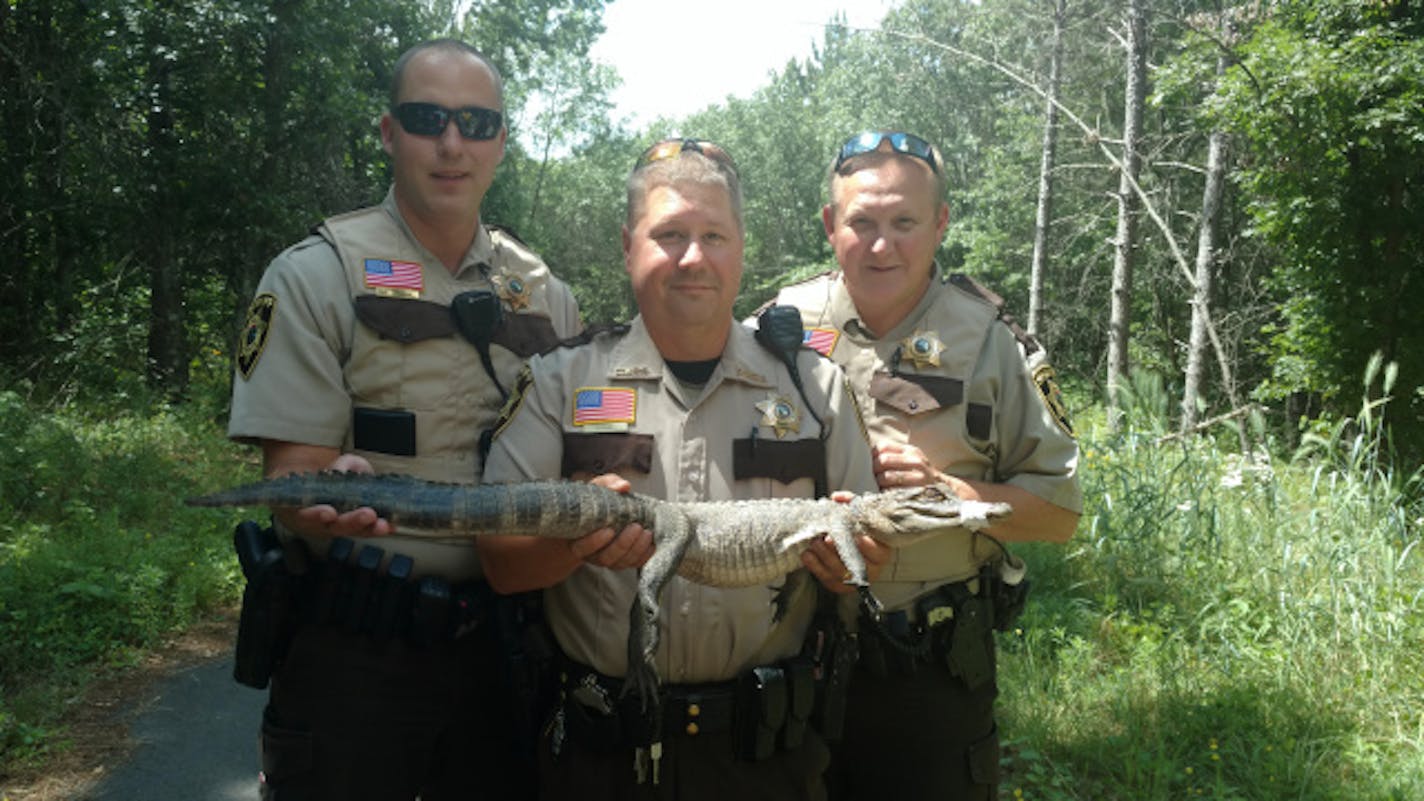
[363,258,423,295]
[572,387,636,426]
[803,327,839,357]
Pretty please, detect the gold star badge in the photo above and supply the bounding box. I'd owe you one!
[900,330,945,368]
[756,394,801,439]
[491,269,531,311]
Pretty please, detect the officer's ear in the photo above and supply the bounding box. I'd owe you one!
[379,112,397,157]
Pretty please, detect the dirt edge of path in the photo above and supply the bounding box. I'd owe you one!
[0,609,239,801]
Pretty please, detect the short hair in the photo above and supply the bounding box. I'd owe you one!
[826,133,949,210]
[626,153,744,232]
[389,39,505,111]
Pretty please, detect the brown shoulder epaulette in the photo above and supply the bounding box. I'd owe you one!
[555,322,630,350]
[946,272,1006,309]
[947,273,1041,357]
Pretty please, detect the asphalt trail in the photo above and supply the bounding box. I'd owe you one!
[83,656,262,801]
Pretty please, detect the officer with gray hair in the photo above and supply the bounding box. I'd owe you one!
[478,138,882,800]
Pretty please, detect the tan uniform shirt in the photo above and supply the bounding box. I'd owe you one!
[482,317,877,684]
[228,189,581,578]
[773,272,1082,611]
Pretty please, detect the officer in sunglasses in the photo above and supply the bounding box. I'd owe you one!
[764,131,1082,800]
[477,139,882,800]
[226,39,580,800]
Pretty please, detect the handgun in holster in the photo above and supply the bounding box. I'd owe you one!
[232,520,298,689]
[986,555,1031,632]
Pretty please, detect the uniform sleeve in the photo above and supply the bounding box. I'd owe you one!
[985,324,1083,513]
[482,355,569,483]
[227,239,354,448]
[802,353,878,495]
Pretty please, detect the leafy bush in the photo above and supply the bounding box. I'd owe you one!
[0,391,251,767]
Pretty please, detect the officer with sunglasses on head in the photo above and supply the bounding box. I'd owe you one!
[226,38,580,800]
[763,130,1082,800]
[477,138,882,801]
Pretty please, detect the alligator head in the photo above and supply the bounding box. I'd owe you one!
[848,483,1012,547]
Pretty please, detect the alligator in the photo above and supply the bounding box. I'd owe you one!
[187,473,1011,711]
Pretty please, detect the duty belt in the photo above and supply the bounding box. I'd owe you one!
[556,657,818,764]
[859,562,1028,690]
[291,536,490,647]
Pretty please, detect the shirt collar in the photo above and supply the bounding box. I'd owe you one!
[380,187,493,278]
[606,317,776,390]
[829,266,942,342]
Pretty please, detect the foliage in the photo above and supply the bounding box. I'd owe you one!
[0,392,251,769]
[1208,1,1424,454]
[997,371,1423,800]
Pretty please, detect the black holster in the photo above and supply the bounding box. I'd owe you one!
[805,590,858,742]
[233,520,298,689]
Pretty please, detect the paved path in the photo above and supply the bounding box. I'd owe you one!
[82,655,263,801]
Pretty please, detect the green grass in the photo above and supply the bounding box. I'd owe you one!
[997,369,1423,800]
[0,390,254,772]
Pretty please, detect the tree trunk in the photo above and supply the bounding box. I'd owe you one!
[1106,0,1147,428]
[1180,54,1231,433]
[144,44,188,396]
[1028,0,1066,336]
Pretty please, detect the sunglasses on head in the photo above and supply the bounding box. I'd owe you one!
[834,131,940,174]
[393,102,503,141]
[633,138,739,176]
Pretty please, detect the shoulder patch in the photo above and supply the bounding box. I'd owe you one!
[491,365,534,440]
[237,293,277,380]
[1032,362,1074,438]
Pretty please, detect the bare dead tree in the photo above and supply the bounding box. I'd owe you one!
[1106,0,1148,429]
[1029,0,1067,336]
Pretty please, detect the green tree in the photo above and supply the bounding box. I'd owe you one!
[1211,1,1424,453]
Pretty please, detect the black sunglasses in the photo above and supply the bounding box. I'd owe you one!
[633,138,739,176]
[393,102,503,141]
[834,131,940,174]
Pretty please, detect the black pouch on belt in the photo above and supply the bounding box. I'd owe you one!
[940,582,993,690]
[735,665,787,761]
[779,655,815,751]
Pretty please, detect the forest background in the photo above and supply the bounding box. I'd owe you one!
[1,1,1421,798]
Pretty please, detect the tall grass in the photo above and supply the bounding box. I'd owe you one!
[0,391,253,772]
[999,366,1423,800]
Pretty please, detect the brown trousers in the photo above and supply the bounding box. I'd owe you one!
[258,622,534,801]
[826,639,1000,801]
